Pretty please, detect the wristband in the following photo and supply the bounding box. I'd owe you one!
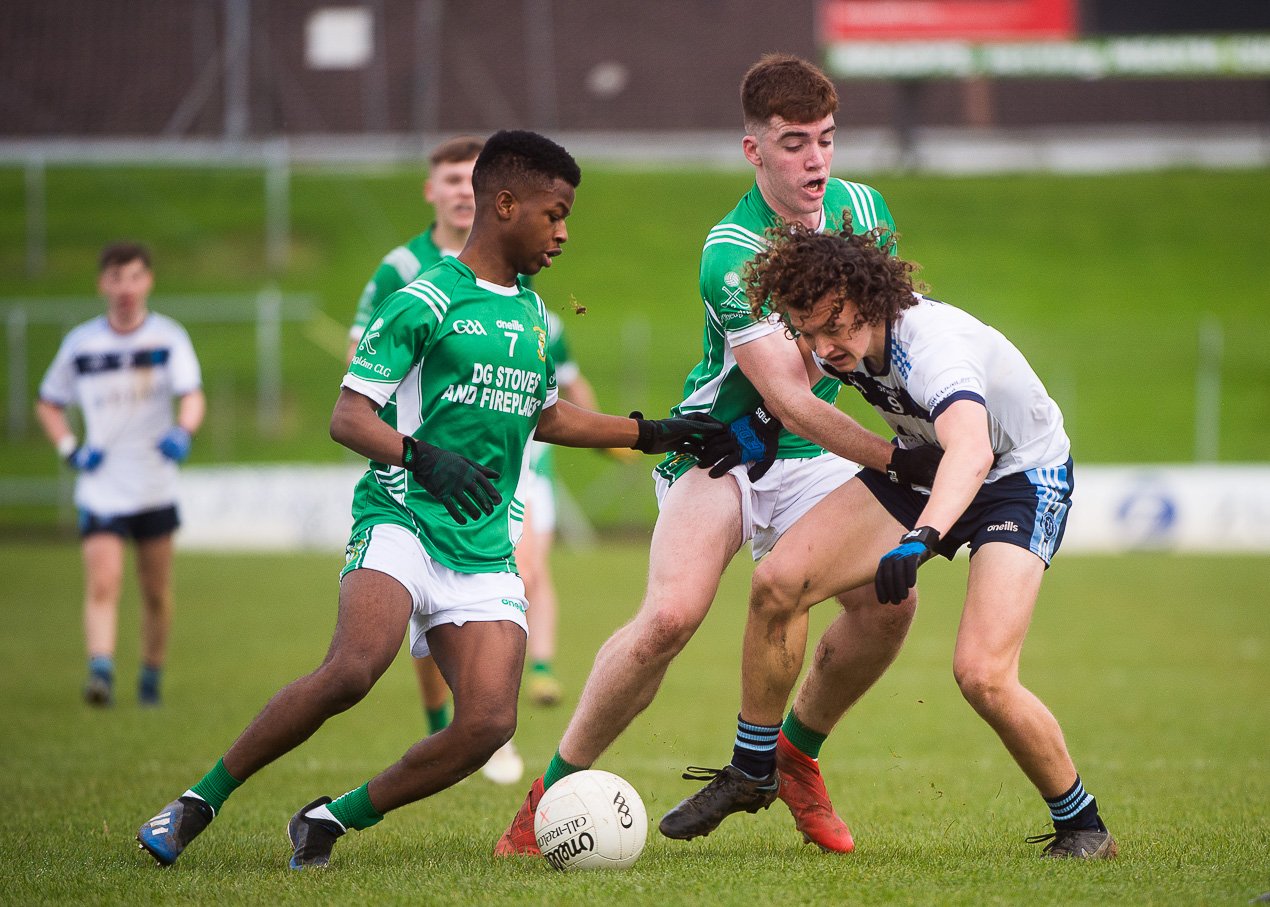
[57,435,78,459]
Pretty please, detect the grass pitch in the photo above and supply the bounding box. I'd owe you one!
[1,540,1266,905]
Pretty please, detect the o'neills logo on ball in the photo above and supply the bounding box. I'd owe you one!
[543,832,595,870]
[538,816,589,847]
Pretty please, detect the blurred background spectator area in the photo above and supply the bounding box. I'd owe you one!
[2,0,1267,139]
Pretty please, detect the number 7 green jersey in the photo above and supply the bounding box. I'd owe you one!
[658,179,898,481]
[342,257,557,574]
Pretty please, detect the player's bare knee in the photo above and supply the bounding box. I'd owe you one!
[952,660,1011,714]
[631,607,698,662]
[750,561,808,620]
[451,708,516,764]
[312,660,377,712]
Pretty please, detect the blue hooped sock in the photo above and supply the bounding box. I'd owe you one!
[1046,775,1102,830]
[731,715,780,780]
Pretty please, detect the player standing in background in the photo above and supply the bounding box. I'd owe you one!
[675,223,1117,858]
[137,130,722,870]
[35,242,205,708]
[496,54,941,857]
[519,309,638,708]
[346,135,483,753]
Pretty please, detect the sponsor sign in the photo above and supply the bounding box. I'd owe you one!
[821,0,1077,42]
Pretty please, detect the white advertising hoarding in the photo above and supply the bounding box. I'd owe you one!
[175,463,1270,554]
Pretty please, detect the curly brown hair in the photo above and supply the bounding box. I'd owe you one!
[745,216,921,333]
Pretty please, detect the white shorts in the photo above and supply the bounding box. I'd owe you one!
[654,453,861,560]
[520,471,556,534]
[342,523,528,658]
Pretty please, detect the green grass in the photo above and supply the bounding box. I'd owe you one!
[1,166,1268,531]
[1,541,1266,904]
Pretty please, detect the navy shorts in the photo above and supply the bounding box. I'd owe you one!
[78,505,180,541]
[857,458,1074,566]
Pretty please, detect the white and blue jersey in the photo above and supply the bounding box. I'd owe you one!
[39,313,202,516]
[816,295,1073,563]
[813,295,1069,481]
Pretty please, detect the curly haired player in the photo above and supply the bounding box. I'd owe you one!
[665,222,1117,859]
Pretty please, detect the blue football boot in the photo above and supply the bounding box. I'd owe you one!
[137,795,214,866]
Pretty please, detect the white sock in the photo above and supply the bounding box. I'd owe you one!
[305,803,346,832]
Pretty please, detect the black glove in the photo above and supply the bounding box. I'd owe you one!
[692,404,782,481]
[887,444,943,487]
[875,526,940,605]
[629,411,725,455]
[403,436,501,525]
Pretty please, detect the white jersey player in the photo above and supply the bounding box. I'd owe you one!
[674,223,1117,859]
[36,243,205,709]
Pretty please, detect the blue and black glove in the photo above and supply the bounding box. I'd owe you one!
[875,526,940,604]
[886,444,943,488]
[691,404,782,481]
[67,444,105,472]
[157,427,193,463]
[629,411,726,455]
[403,435,501,525]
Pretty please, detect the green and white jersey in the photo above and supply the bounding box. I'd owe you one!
[657,179,898,481]
[526,311,578,480]
[342,257,558,574]
[349,227,455,343]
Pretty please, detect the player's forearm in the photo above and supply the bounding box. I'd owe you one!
[767,393,894,472]
[913,443,990,536]
[534,400,637,449]
[916,406,994,534]
[176,390,206,435]
[34,400,74,451]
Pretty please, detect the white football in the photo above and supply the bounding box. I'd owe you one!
[534,770,647,871]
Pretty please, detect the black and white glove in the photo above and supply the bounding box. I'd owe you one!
[886,444,943,488]
[691,404,783,481]
[875,526,940,604]
[403,436,501,525]
[629,411,726,455]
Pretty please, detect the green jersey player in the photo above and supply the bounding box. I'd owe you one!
[345,136,484,749]
[497,54,940,858]
[137,130,721,871]
[346,135,486,363]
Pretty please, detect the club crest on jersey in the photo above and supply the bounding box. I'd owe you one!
[720,271,747,313]
[533,325,547,361]
[360,317,384,354]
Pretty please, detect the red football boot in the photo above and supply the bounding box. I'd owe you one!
[776,731,855,853]
[493,776,545,856]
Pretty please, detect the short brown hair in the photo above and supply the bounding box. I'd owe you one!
[429,135,485,167]
[741,54,838,131]
[746,218,918,332]
[98,242,151,272]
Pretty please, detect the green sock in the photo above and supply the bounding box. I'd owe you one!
[189,758,243,814]
[531,661,553,676]
[543,751,585,791]
[328,782,383,831]
[426,703,450,734]
[782,711,828,760]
